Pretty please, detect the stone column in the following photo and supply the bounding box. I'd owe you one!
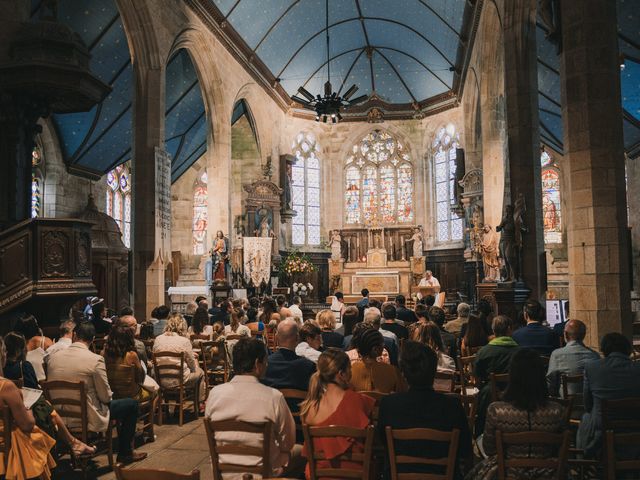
[559,0,632,344]
[208,118,231,242]
[502,0,546,299]
[131,65,165,319]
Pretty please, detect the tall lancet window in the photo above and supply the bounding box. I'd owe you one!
[433,125,463,243]
[31,144,44,218]
[292,132,321,246]
[541,150,562,244]
[344,130,414,225]
[106,163,132,247]
[193,170,208,254]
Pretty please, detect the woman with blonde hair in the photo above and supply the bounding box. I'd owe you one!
[224,309,251,361]
[152,313,205,408]
[300,348,375,478]
[316,309,344,349]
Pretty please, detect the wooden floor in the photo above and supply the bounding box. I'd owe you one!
[55,420,213,479]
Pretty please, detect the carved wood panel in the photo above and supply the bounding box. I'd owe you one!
[40,230,70,278]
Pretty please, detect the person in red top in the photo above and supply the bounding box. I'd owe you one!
[300,348,375,478]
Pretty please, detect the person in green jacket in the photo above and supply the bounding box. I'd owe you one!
[474,315,520,436]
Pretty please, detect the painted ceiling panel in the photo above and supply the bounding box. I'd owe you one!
[536,0,640,157]
[383,49,447,101]
[227,0,293,49]
[54,108,98,160]
[215,0,466,104]
[371,51,413,103]
[621,59,640,121]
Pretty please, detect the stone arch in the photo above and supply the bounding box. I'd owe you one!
[463,67,483,169]
[115,0,162,70]
[231,84,270,160]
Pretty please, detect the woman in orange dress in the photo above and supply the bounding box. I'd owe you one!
[0,336,56,480]
[300,348,375,479]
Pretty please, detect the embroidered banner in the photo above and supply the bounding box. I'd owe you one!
[243,237,272,286]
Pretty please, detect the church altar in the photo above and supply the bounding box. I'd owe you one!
[329,226,425,297]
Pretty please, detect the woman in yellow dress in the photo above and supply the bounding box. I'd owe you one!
[0,336,56,480]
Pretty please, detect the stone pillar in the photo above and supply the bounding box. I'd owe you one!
[502,0,546,299]
[208,119,232,242]
[559,0,632,344]
[132,65,165,319]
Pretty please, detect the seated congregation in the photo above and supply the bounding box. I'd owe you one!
[1,294,639,480]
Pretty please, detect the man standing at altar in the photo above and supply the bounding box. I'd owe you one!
[418,270,440,289]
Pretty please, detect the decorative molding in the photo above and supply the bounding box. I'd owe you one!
[41,230,69,278]
[459,168,483,197]
[0,285,33,308]
[75,230,92,277]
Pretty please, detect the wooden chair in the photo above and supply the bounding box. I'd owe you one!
[303,424,375,480]
[115,463,200,479]
[385,427,460,480]
[490,373,510,402]
[605,431,640,480]
[461,345,481,357]
[41,379,115,467]
[265,327,278,353]
[560,373,585,424]
[201,339,229,388]
[91,334,107,354]
[457,355,478,397]
[109,363,156,442]
[495,430,571,480]
[602,397,640,480]
[446,393,477,436]
[278,388,307,441]
[152,351,199,426]
[0,405,12,471]
[434,370,456,393]
[203,418,272,480]
[9,378,23,389]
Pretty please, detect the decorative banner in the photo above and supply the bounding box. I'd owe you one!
[154,147,172,255]
[243,237,272,287]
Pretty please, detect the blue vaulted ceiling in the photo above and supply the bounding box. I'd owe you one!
[31,0,208,181]
[211,0,466,105]
[537,0,640,158]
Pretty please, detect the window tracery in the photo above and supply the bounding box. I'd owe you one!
[106,163,132,247]
[541,150,562,244]
[433,124,463,242]
[292,132,321,246]
[344,130,414,226]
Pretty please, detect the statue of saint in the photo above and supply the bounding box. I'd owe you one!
[329,230,343,261]
[406,227,424,259]
[480,225,501,282]
[211,230,229,281]
[496,205,516,282]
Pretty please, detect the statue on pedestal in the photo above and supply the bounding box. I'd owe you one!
[211,230,229,282]
[513,193,528,282]
[496,205,516,282]
[479,225,501,282]
[329,230,346,261]
[406,226,424,259]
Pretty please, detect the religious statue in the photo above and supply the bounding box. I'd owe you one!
[405,226,424,259]
[254,208,276,238]
[211,230,229,282]
[479,225,501,282]
[513,193,528,281]
[329,230,345,261]
[283,161,293,212]
[496,205,516,282]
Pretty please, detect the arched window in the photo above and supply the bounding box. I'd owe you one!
[193,170,208,254]
[541,150,562,244]
[344,130,414,225]
[433,124,463,243]
[292,132,321,246]
[31,144,44,218]
[105,163,132,248]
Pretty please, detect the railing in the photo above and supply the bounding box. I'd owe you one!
[0,218,96,315]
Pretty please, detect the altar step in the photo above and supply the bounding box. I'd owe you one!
[176,267,206,287]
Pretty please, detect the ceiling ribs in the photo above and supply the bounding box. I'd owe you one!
[352,0,375,92]
[253,0,301,53]
[416,0,460,37]
[375,48,417,103]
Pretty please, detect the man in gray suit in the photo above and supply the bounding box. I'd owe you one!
[577,332,640,456]
[46,322,147,464]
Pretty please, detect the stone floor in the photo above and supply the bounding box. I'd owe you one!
[55,418,214,479]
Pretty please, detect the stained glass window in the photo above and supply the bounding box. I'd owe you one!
[292,132,321,246]
[193,170,208,254]
[433,124,463,243]
[344,130,414,225]
[31,144,44,218]
[541,151,562,244]
[105,162,132,248]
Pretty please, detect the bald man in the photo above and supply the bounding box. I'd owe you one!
[546,319,600,397]
[261,319,316,392]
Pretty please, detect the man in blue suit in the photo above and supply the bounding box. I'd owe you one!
[577,332,640,456]
[512,299,559,355]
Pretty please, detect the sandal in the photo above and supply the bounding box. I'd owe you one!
[71,438,96,456]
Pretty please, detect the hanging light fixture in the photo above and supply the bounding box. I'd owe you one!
[291,0,368,123]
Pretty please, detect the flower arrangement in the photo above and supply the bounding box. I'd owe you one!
[292,282,314,294]
[281,251,316,276]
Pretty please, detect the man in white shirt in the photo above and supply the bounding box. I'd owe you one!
[45,319,75,359]
[288,296,303,321]
[418,270,440,289]
[205,337,302,478]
